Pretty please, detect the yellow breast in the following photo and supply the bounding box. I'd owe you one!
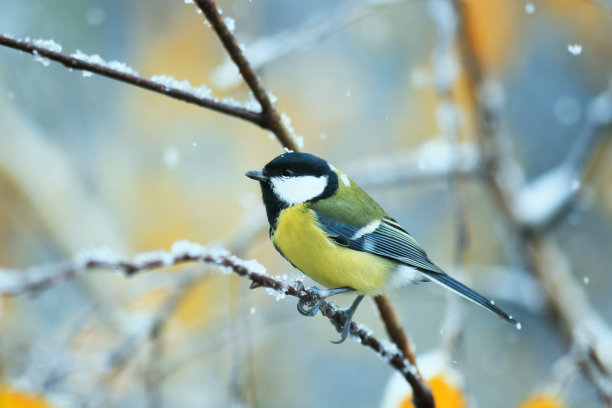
[271,204,395,295]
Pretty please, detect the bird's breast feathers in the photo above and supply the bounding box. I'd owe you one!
[271,203,396,294]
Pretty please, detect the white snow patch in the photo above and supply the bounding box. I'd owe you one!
[33,38,62,52]
[133,250,174,268]
[280,112,304,149]
[75,247,123,268]
[583,276,590,284]
[0,270,28,292]
[512,165,578,227]
[32,50,51,66]
[223,17,236,33]
[567,44,582,55]
[229,256,266,276]
[250,307,256,315]
[71,50,139,76]
[417,138,455,172]
[264,287,286,301]
[525,3,535,14]
[150,74,212,98]
[171,240,208,258]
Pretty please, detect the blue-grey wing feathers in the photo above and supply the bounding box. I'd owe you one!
[315,213,518,326]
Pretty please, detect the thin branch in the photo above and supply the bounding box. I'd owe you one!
[0,241,428,400]
[188,3,429,402]
[455,0,612,402]
[0,34,264,127]
[194,0,300,151]
[375,293,434,408]
[1,5,426,403]
[211,0,408,89]
[342,141,482,188]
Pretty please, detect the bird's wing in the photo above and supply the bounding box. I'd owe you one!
[312,206,519,326]
[313,211,443,274]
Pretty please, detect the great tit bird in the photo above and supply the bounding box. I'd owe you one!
[246,152,519,343]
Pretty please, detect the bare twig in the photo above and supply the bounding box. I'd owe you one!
[193,0,300,151]
[373,295,434,407]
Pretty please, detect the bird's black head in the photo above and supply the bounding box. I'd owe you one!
[245,152,339,226]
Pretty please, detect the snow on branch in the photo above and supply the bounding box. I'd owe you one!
[192,0,302,151]
[0,240,428,402]
[512,84,612,230]
[344,134,481,188]
[211,0,407,89]
[0,34,264,126]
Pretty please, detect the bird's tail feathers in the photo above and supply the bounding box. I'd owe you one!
[422,271,520,329]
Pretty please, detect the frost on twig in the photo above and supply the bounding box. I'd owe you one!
[211,0,407,89]
[0,240,425,396]
[192,0,301,151]
[0,34,264,126]
[512,85,612,231]
[344,140,481,187]
[511,164,580,229]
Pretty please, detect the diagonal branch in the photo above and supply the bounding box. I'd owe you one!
[188,2,429,402]
[0,241,425,397]
[194,0,300,151]
[0,35,264,126]
[455,0,612,402]
[1,5,427,403]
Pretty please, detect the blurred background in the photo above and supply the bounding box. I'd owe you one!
[0,0,611,407]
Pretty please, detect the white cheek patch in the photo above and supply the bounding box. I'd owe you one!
[271,175,328,205]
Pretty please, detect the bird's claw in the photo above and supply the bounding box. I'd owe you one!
[331,314,352,344]
[297,287,323,316]
[331,295,364,344]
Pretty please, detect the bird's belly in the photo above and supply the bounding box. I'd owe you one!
[271,205,396,294]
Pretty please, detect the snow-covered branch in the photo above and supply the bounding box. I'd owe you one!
[0,34,265,126]
[212,0,407,89]
[344,140,482,188]
[0,240,430,404]
[511,85,612,230]
[455,0,612,401]
[192,0,302,151]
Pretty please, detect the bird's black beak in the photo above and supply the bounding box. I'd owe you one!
[245,169,268,182]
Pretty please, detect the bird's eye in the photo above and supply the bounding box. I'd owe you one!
[282,169,293,177]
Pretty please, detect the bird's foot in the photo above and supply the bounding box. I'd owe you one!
[297,286,355,317]
[297,287,324,316]
[331,295,364,344]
